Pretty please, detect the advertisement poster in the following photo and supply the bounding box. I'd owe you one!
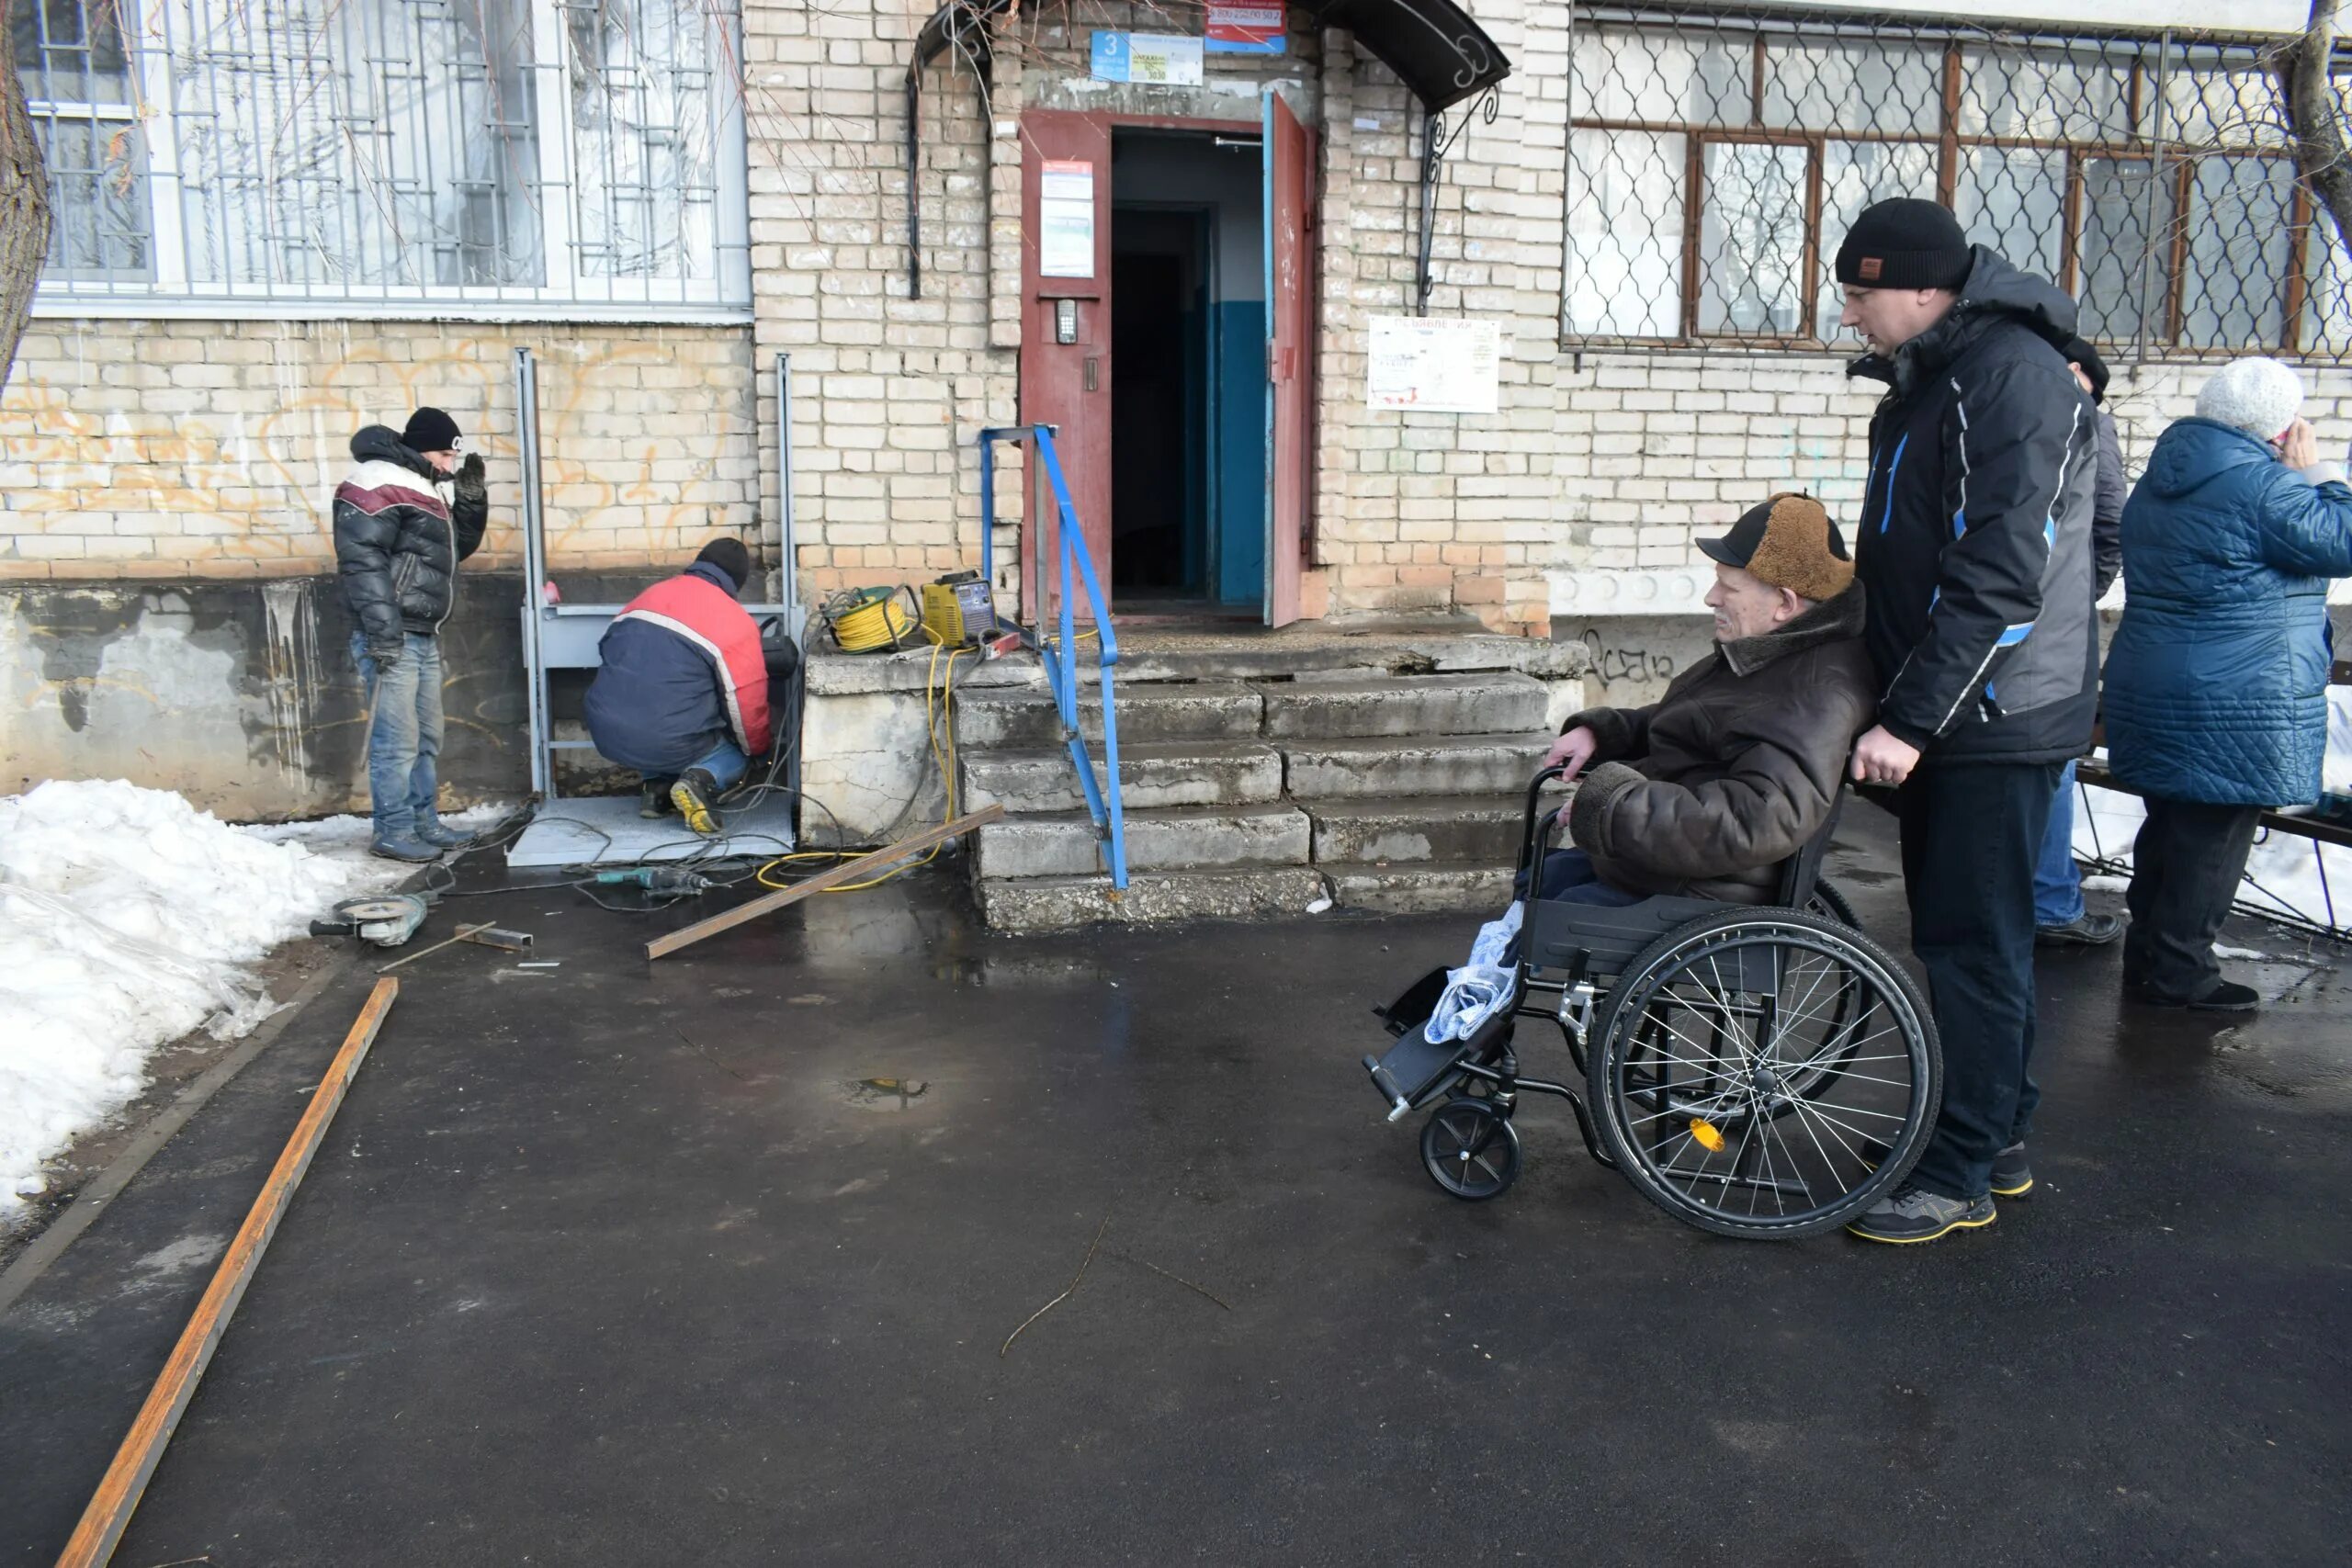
[1365,316,1502,414]
[1205,2,1285,54]
[1039,160,1096,278]
[1088,31,1204,85]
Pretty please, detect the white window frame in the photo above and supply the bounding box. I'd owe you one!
[29,0,752,322]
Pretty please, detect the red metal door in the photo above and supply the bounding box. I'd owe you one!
[1019,111,1113,620]
[1262,91,1315,627]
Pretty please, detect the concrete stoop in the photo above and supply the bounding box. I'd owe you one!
[956,648,1579,933]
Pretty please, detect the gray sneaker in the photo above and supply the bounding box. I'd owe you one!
[1848,1184,1996,1245]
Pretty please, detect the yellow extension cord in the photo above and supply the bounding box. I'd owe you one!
[754,599,1101,897]
[754,637,967,894]
[823,586,922,653]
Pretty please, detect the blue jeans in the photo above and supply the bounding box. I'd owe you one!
[2032,759,2085,927]
[352,631,444,840]
[651,739,749,795]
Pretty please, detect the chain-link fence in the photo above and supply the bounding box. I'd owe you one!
[1565,4,2352,363]
[15,0,749,311]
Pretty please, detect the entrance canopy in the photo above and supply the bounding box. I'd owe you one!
[902,0,1512,290]
[1292,0,1510,113]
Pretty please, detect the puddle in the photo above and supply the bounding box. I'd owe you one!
[842,1077,932,1111]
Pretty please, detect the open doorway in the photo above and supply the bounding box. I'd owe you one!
[1109,130,1266,611]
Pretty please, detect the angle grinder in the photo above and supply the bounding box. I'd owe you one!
[311,894,431,948]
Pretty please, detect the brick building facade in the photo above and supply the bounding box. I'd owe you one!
[6,0,2348,812]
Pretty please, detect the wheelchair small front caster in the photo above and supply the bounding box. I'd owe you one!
[1419,1098,1522,1201]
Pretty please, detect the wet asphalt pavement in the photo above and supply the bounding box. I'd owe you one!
[2,807,2348,1566]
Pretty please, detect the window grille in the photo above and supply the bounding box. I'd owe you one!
[1565,5,2352,362]
[12,0,750,316]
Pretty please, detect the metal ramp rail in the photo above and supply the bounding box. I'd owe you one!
[977,424,1129,891]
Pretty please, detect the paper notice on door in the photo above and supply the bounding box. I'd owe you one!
[1039,159,1095,278]
[1365,316,1503,414]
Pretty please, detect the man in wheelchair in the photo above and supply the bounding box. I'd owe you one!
[1536,492,1874,903]
[1365,493,1923,1240]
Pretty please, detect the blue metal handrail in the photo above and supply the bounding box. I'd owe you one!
[978,424,1128,890]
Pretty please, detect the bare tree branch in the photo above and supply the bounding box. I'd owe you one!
[0,17,55,394]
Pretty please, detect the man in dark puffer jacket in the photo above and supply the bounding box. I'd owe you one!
[1538,493,1875,904]
[1835,199,2098,1245]
[332,407,489,862]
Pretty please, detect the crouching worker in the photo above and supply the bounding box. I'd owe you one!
[582,538,795,836]
[1534,493,1876,903]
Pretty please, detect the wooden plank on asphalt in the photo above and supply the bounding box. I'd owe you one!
[54,976,400,1568]
[644,804,1007,961]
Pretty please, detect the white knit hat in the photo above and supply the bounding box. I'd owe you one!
[2195,356,2305,442]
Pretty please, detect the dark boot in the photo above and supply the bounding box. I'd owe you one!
[640,780,679,820]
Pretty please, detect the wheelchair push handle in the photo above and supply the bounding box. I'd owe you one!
[1516,761,1572,884]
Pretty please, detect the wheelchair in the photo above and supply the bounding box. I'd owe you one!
[1362,765,1941,1240]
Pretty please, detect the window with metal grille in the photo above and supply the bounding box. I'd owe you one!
[11,0,750,315]
[1565,6,2352,361]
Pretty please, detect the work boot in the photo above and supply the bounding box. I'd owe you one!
[369,829,443,863]
[1847,1184,1996,1245]
[2036,911,2124,948]
[413,814,474,851]
[671,769,724,837]
[2126,978,2259,1014]
[639,780,678,820]
[1990,1142,2033,1200]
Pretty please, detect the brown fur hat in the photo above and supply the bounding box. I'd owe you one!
[1698,492,1855,604]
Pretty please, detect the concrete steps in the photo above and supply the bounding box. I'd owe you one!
[975,803,1310,879]
[956,682,1261,748]
[955,661,1579,932]
[960,741,1283,813]
[1305,795,1527,866]
[1284,733,1557,800]
[1257,671,1549,739]
[976,865,1329,931]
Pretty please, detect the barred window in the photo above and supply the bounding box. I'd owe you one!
[12,0,750,315]
[1566,8,2351,359]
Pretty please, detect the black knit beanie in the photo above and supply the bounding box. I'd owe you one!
[2059,334,2110,402]
[695,537,752,590]
[401,406,460,452]
[1834,198,1973,291]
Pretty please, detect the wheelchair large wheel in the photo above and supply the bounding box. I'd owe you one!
[1586,908,1939,1240]
[1419,1099,1522,1201]
[1804,878,1858,929]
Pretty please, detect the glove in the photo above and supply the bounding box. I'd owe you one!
[368,637,403,673]
[454,452,487,502]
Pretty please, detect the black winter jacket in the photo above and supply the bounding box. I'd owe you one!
[332,426,488,646]
[1849,247,2098,765]
[1559,586,1877,904]
[2093,408,2125,599]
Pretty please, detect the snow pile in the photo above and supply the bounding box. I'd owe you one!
[0,781,404,1217]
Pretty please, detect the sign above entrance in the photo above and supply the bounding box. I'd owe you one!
[1206,3,1285,54]
[1088,31,1205,85]
[1366,316,1502,415]
[1039,160,1096,278]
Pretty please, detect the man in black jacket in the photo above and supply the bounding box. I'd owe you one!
[1836,199,2098,1244]
[2032,335,2129,948]
[332,408,489,862]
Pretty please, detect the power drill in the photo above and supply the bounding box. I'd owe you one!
[593,865,709,897]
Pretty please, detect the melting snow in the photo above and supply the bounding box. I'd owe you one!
[0,780,506,1218]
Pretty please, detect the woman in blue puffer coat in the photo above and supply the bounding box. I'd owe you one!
[2102,357,2352,1011]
